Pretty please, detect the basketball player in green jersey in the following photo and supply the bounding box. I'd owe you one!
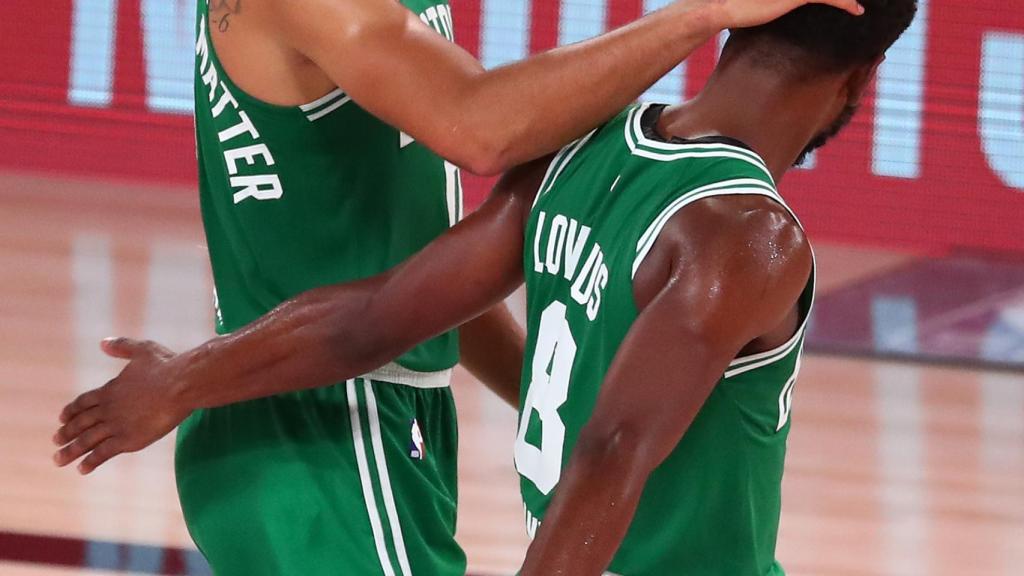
[54,0,872,574]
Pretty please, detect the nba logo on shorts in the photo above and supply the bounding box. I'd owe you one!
[409,418,426,460]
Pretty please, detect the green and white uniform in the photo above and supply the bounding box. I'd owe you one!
[518,103,815,576]
[178,1,466,574]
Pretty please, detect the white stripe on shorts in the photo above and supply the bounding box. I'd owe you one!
[347,379,397,576]
[364,380,414,576]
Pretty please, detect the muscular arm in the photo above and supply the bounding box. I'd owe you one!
[272,0,862,175]
[519,196,813,576]
[53,156,552,473]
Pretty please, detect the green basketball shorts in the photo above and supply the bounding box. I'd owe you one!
[174,375,465,575]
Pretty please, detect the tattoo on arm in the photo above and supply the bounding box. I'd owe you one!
[209,0,242,32]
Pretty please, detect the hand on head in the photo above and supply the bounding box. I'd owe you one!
[712,0,864,30]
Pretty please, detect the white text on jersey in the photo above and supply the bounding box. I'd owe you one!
[532,211,609,321]
[196,16,284,204]
[524,504,541,540]
[418,4,455,42]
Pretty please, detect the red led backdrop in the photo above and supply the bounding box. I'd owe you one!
[0,0,1021,255]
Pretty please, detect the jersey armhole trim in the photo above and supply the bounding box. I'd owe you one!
[725,258,815,379]
[531,129,598,210]
[724,326,805,379]
[301,90,352,122]
[197,11,352,120]
[631,185,785,279]
[630,184,816,380]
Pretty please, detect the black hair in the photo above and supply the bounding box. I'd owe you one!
[727,0,918,74]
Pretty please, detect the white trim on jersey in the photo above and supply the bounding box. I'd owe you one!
[727,320,807,371]
[363,362,452,389]
[532,129,598,209]
[300,88,352,122]
[725,325,806,379]
[306,96,352,122]
[347,379,398,576]
[444,161,460,227]
[299,88,345,111]
[632,187,784,279]
[456,167,464,222]
[364,380,414,576]
[775,356,802,431]
[629,103,766,163]
[533,146,572,209]
[623,105,638,151]
[623,103,776,185]
[631,147,775,182]
[630,178,816,382]
[634,178,781,253]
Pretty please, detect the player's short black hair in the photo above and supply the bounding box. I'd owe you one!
[727,0,918,75]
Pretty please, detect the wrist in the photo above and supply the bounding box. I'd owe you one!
[166,342,210,413]
[671,0,728,38]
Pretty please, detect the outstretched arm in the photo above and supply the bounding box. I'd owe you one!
[519,196,813,576]
[53,156,552,474]
[274,0,864,175]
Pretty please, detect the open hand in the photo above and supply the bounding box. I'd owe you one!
[53,338,191,474]
[710,0,865,30]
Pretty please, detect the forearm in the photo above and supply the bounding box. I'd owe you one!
[294,0,861,174]
[313,0,722,175]
[170,195,531,410]
[456,1,719,173]
[459,303,525,407]
[172,280,400,410]
[520,435,654,576]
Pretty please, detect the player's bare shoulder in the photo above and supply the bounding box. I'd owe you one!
[633,194,812,314]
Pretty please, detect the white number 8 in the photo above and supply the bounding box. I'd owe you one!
[515,301,577,495]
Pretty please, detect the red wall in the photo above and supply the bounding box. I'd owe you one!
[0,1,196,182]
[1,0,1021,256]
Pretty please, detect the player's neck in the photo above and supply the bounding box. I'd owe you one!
[657,62,844,183]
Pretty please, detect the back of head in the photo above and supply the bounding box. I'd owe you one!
[726,0,918,76]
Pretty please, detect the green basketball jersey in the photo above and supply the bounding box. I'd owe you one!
[517,103,815,576]
[193,0,462,372]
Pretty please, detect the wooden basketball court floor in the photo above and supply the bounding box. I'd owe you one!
[1,171,1022,575]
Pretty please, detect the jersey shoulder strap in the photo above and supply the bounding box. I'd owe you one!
[626,103,804,279]
[631,171,795,278]
[531,105,639,210]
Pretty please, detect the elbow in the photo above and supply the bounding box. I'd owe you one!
[320,290,394,378]
[449,135,512,177]
[462,154,508,178]
[573,423,659,482]
[442,115,523,176]
[434,76,537,175]
[322,312,370,378]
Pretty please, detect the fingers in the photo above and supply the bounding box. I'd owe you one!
[59,390,100,424]
[808,0,865,16]
[53,424,113,468]
[101,337,175,360]
[78,439,124,475]
[100,337,147,359]
[53,407,102,447]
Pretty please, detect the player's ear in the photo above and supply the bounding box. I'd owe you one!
[844,57,884,107]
